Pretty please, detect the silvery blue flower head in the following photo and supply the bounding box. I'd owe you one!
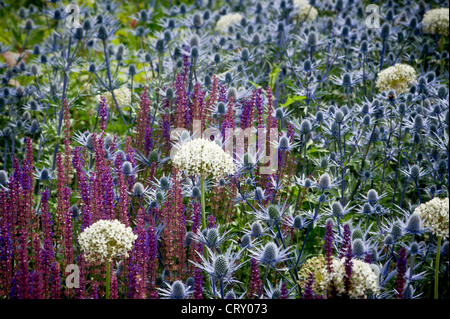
[252,200,290,225]
[250,241,291,268]
[121,161,139,176]
[129,182,148,198]
[404,213,426,235]
[264,279,290,299]
[352,238,366,257]
[324,201,352,219]
[153,190,166,204]
[253,187,266,202]
[316,173,338,191]
[399,164,428,181]
[384,234,394,246]
[330,71,361,88]
[185,231,194,246]
[403,241,425,256]
[381,218,405,239]
[217,177,227,187]
[315,111,324,123]
[33,167,55,181]
[350,223,367,242]
[292,118,314,136]
[97,25,109,41]
[74,131,95,152]
[157,280,192,299]
[246,221,266,238]
[235,233,258,249]
[283,214,310,230]
[294,175,315,189]
[272,133,299,152]
[27,119,40,134]
[190,245,245,283]
[135,149,170,169]
[192,226,231,251]
[235,151,262,174]
[70,205,81,219]
[361,189,387,205]
[186,185,201,199]
[272,107,292,122]
[0,170,9,186]
[380,22,391,39]
[211,101,227,115]
[318,193,328,204]
[359,202,373,216]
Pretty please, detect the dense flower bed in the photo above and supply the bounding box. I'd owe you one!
[0,0,448,300]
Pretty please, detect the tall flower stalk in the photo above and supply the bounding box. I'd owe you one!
[435,236,442,299]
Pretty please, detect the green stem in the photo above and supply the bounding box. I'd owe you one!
[435,236,442,299]
[106,259,111,299]
[201,176,206,230]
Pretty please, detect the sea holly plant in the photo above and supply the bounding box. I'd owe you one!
[0,0,449,301]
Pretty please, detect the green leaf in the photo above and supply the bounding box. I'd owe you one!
[269,62,281,90]
[249,80,262,89]
[280,95,306,108]
[107,121,133,136]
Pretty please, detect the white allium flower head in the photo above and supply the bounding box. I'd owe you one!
[215,13,243,34]
[97,86,131,107]
[78,219,138,263]
[375,63,418,94]
[293,0,318,22]
[421,8,449,36]
[414,197,449,238]
[172,138,235,180]
[320,258,379,298]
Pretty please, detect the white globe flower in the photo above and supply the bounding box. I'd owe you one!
[172,138,235,180]
[375,63,417,94]
[320,258,379,298]
[422,8,449,37]
[293,0,318,22]
[415,197,449,238]
[78,219,138,263]
[215,13,243,34]
[97,86,131,108]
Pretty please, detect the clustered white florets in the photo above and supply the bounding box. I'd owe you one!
[375,63,418,94]
[215,13,243,34]
[421,8,449,37]
[78,219,138,263]
[172,138,235,180]
[415,197,449,238]
[293,0,318,22]
[320,258,379,298]
[97,86,131,108]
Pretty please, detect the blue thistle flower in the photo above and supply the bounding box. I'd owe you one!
[0,170,8,186]
[250,242,291,267]
[33,167,55,181]
[121,161,139,176]
[352,238,365,257]
[405,213,425,235]
[385,234,394,245]
[193,226,231,251]
[130,182,148,198]
[248,221,265,238]
[190,245,245,285]
[70,205,81,219]
[158,280,192,299]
